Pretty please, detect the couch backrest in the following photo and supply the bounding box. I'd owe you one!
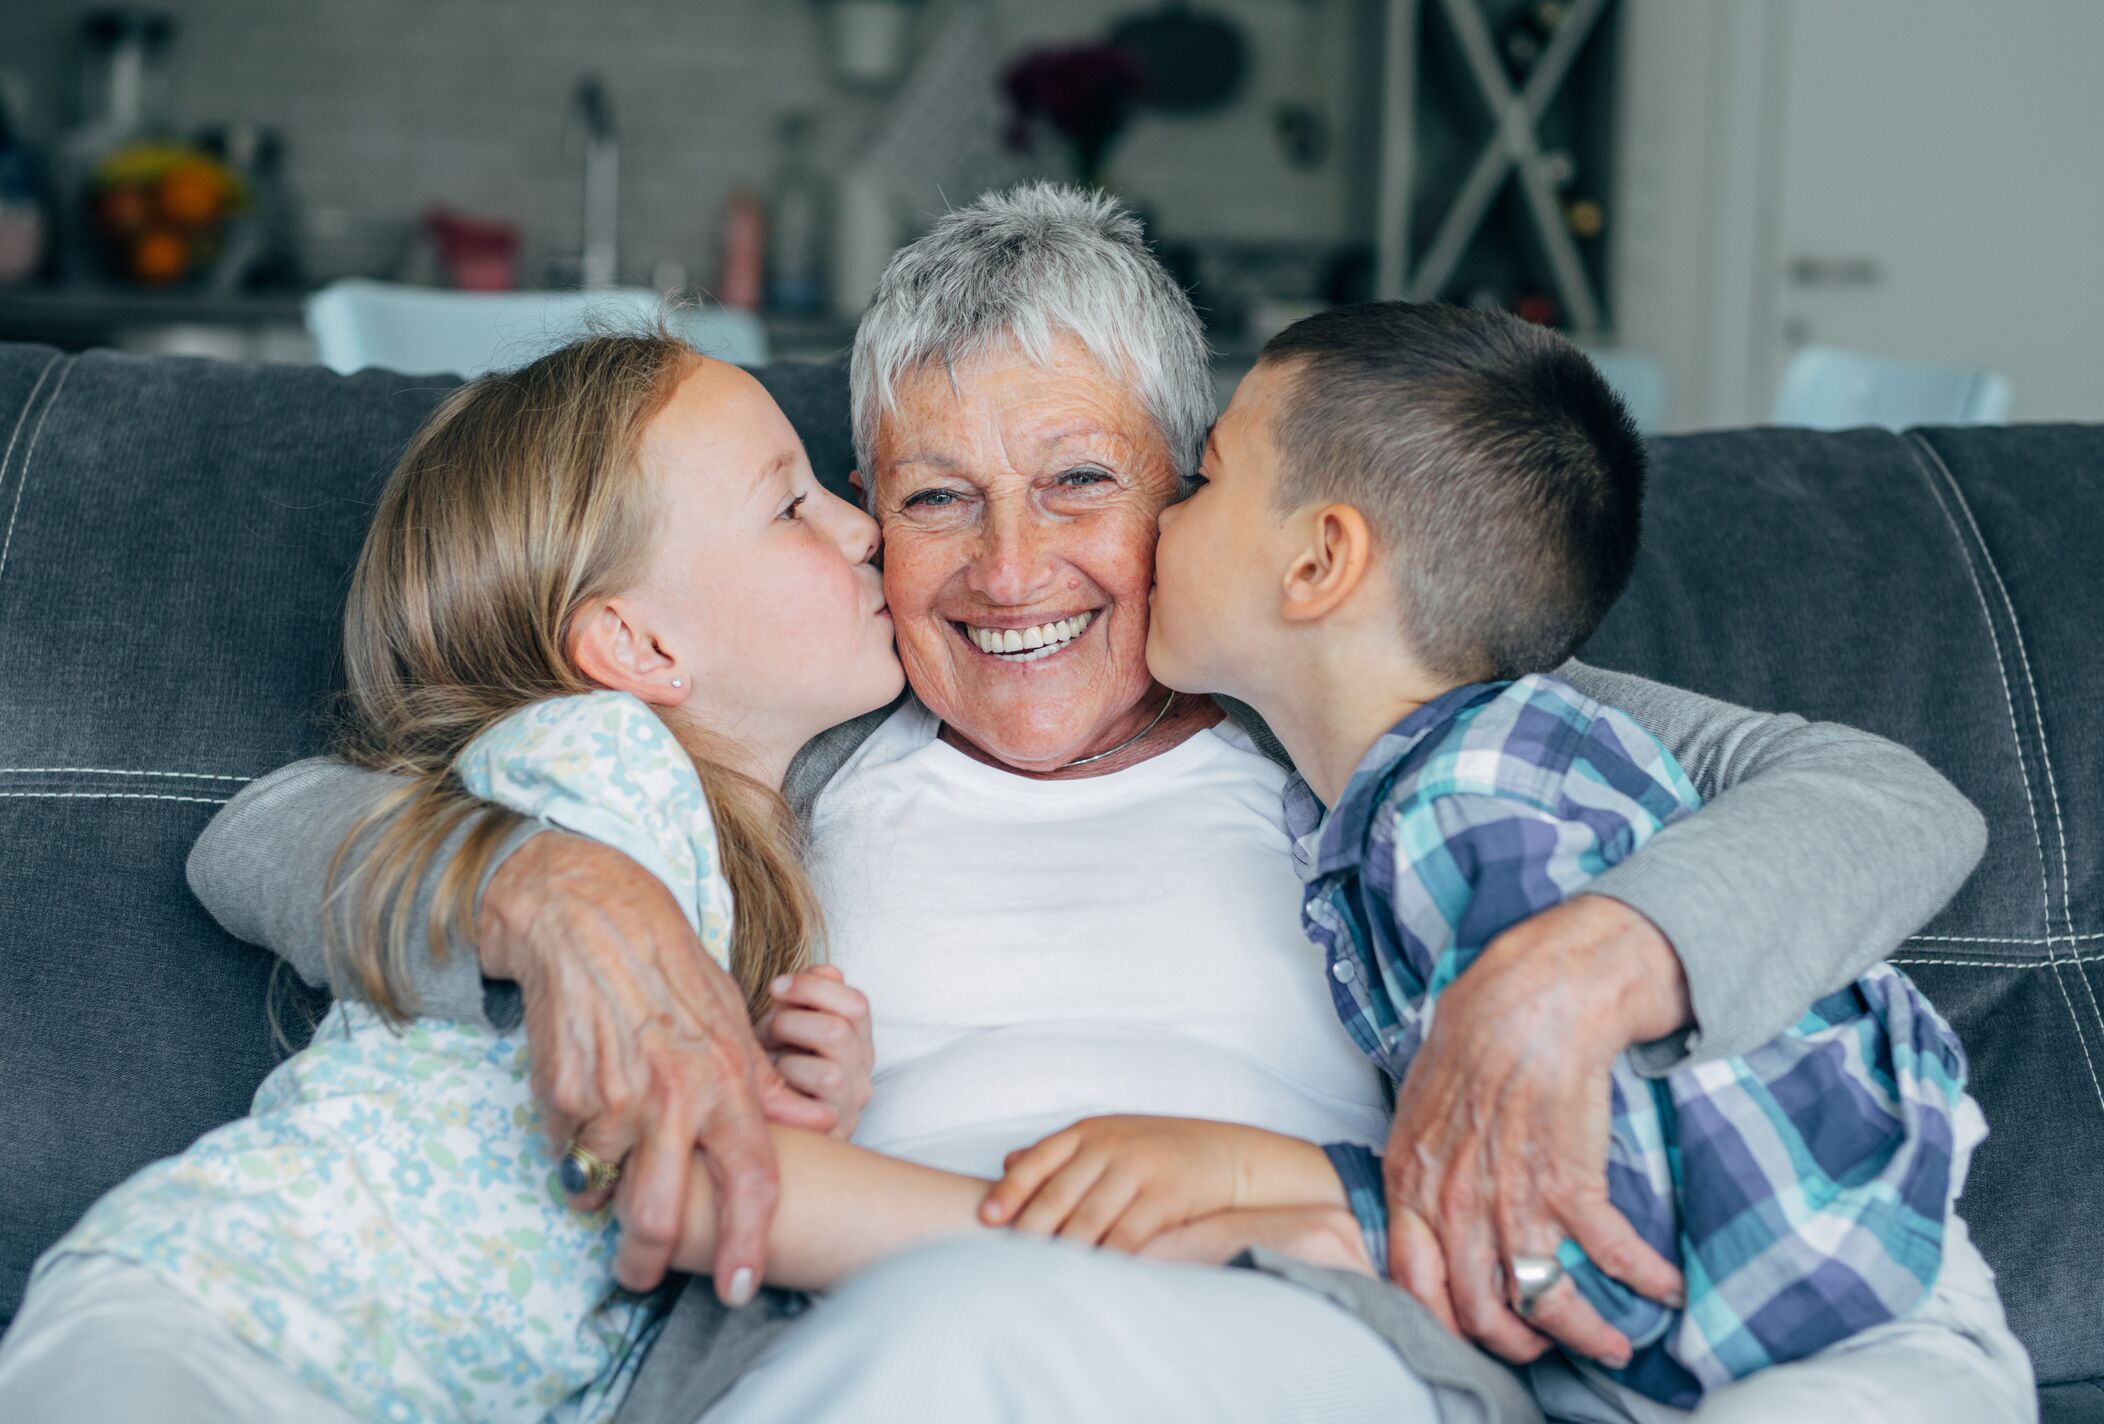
[0,342,2097,1383]
[1579,421,2103,1383]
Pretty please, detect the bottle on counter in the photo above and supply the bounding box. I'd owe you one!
[716,188,765,312]
[766,110,829,315]
[0,94,52,285]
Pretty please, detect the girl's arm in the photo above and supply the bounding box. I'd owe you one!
[651,1126,994,1290]
[662,1118,1358,1292]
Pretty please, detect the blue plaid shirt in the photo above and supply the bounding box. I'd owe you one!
[1294,675,1975,1406]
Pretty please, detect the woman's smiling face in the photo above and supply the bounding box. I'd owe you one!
[869,333,1186,773]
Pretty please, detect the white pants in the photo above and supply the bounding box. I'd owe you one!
[0,1254,363,1424]
[702,1223,2035,1424]
[703,1235,1443,1424]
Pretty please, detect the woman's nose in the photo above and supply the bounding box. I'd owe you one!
[967,507,1057,605]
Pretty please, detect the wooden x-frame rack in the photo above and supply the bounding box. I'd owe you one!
[1374,0,1611,337]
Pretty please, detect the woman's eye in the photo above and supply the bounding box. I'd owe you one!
[778,494,807,521]
[1059,467,1112,486]
[901,489,958,509]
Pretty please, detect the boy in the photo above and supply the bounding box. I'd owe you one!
[992,302,1981,1406]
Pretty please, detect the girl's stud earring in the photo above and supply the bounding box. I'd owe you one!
[670,677,684,689]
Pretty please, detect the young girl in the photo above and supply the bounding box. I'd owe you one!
[0,335,910,1423]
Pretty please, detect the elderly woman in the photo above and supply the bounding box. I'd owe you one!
[188,186,2028,1422]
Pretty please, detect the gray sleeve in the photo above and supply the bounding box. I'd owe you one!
[185,756,545,1028]
[1557,659,1988,1074]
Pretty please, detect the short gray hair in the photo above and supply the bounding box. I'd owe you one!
[850,183,1212,495]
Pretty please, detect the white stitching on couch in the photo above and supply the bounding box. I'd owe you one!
[1912,432,2104,1115]
[0,353,62,570]
[0,767,254,781]
[1922,441,2090,961]
[0,357,72,588]
[1910,932,2104,945]
[1896,953,2104,969]
[0,791,229,805]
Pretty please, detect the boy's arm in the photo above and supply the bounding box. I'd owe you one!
[1557,659,1988,1072]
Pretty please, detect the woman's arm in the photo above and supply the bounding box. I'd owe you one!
[186,757,539,1024]
[654,1127,995,1291]
[1558,658,1988,1070]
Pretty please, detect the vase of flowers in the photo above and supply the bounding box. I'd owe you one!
[1002,42,1147,191]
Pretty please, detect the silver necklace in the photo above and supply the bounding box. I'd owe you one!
[1060,691,1180,770]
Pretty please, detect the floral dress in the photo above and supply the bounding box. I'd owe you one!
[38,693,731,1424]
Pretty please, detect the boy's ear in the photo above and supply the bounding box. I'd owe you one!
[569,598,687,705]
[1279,503,1375,625]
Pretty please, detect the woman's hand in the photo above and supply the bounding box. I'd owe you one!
[1383,894,1688,1369]
[755,966,875,1139]
[1140,1205,1374,1274]
[478,832,836,1300]
[980,1115,1257,1251]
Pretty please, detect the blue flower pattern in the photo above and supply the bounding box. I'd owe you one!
[38,693,734,1424]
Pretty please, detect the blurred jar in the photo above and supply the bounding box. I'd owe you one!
[765,111,828,314]
[0,95,51,285]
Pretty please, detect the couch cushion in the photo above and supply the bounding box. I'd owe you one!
[1582,422,2104,1384]
[2045,1380,2104,1424]
[0,344,853,1323]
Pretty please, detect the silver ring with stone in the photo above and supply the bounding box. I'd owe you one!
[1509,1253,1565,1319]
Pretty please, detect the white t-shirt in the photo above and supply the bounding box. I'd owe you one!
[808,698,1392,1179]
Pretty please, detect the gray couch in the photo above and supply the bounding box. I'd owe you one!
[0,341,2096,1419]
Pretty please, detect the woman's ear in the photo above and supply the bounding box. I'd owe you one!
[570,598,688,705]
[1279,503,1375,626]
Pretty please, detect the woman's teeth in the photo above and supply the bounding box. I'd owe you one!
[966,611,1096,662]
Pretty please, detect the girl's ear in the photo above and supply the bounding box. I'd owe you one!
[570,598,688,705]
[1279,503,1375,626]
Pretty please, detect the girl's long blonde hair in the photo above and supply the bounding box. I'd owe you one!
[325,331,820,1024]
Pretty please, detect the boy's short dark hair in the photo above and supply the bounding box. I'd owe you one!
[1259,301,1645,682]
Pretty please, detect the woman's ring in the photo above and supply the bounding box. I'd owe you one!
[560,1139,622,1195]
[1509,1253,1565,1319]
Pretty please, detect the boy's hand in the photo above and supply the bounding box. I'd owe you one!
[754,966,874,1140]
[980,1115,1251,1251]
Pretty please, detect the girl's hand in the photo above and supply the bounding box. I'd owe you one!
[754,966,875,1139]
[1140,1205,1375,1275]
[979,1115,1250,1251]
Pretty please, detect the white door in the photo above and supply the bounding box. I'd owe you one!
[1763,1,2104,422]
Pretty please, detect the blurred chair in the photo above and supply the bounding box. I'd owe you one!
[305,279,768,378]
[1773,345,2011,431]
[1581,348,1668,433]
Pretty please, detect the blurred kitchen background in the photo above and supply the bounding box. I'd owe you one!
[0,0,2097,431]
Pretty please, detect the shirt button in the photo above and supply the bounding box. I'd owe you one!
[1331,959,1357,984]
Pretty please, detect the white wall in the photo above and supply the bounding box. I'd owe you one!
[1610,0,2104,431]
